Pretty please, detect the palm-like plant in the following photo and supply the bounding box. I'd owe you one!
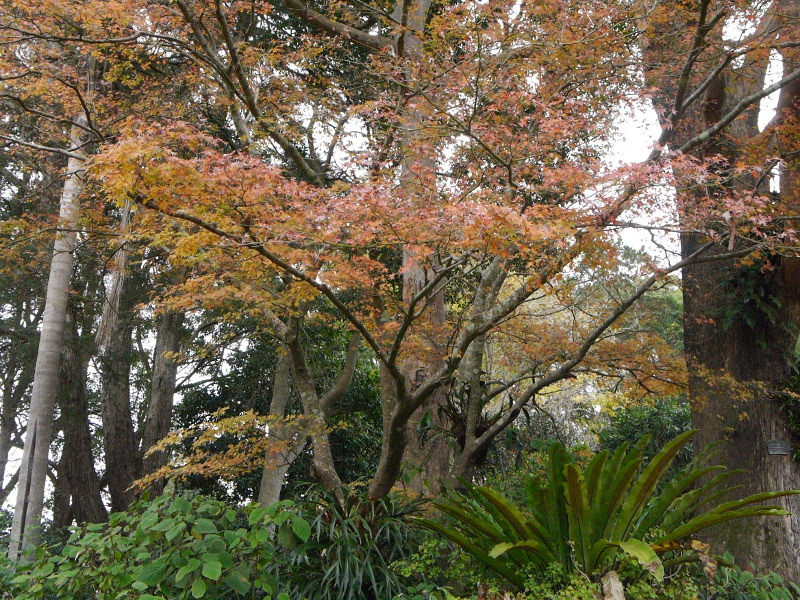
[421,431,797,589]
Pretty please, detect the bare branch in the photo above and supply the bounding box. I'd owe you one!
[281,0,393,51]
[0,134,87,161]
[679,65,800,154]
[320,332,361,410]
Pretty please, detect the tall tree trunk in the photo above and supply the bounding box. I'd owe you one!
[99,274,141,512]
[394,0,450,496]
[8,120,86,560]
[57,305,107,525]
[51,449,72,531]
[141,310,184,483]
[679,4,800,580]
[637,0,800,580]
[683,244,800,579]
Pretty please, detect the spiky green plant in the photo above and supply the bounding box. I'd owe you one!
[420,430,797,589]
[285,484,421,600]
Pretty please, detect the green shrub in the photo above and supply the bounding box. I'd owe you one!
[699,557,800,600]
[392,533,492,597]
[1,493,309,600]
[285,484,421,600]
[421,431,797,590]
[598,396,692,472]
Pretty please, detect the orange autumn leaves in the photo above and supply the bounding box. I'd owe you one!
[137,409,315,490]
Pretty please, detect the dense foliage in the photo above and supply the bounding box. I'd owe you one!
[598,396,693,473]
[422,431,797,589]
[1,0,800,587]
[0,431,798,599]
[1,494,310,600]
[285,485,420,600]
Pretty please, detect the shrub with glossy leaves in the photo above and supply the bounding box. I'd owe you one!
[421,431,797,590]
[2,493,310,600]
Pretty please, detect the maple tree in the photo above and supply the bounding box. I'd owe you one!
[2,0,800,578]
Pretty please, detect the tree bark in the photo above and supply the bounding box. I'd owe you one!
[683,245,800,579]
[98,273,141,512]
[141,310,184,482]
[56,305,107,525]
[288,331,343,491]
[277,319,359,495]
[678,2,800,580]
[394,0,450,496]
[635,0,800,580]
[258,344,305,505]
[51,449,72,531]
[9,119,86,560]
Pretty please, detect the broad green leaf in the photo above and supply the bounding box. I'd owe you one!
[489,542,514,558]
[489,539,550,562]
[201,557,222,581]
[192,519,217,535]
[291,515,311,542]
[151,517,176,532]
[277,523,298,549]
[165,521,187,542]
[564,464,592,571]
[176,558,201,582]
[170,497,192,514]
[191,578,207,598]
[248,507,269,526]
[224,571,251,595]
[139,512,159,530]
[615,539,664,581]
[135,562,167,587]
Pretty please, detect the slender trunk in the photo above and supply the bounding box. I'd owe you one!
[258,344,304,506]
[141,310,184,482]
[95,200,131,349]
[369,363,407,499]
[258,436,307,506]
[258,447,302,505]
[283,320,359,494]
[447,334,489,484]
[9,120,86,560]
[288,336,342,491]
[449,259,508,483]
